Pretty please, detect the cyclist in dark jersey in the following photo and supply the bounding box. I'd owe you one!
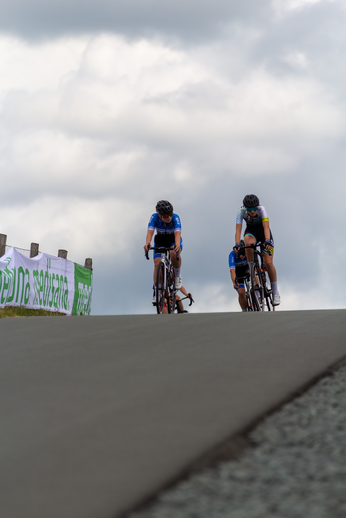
[233,194,280,306]
[144,200,183,303]
[229,240,249,311]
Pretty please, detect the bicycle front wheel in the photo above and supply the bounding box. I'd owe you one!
[260,269,275,311]
[156,262,166,314]
[250,262,264,311]
[263,281,275,311]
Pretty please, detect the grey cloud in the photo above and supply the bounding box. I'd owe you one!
[1,0,272,42]
[250,2,346,85]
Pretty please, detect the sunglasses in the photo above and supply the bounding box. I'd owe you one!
[160,212,173,218]
[246,207,258,212]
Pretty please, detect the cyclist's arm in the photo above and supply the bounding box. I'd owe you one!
[145,229,154,249]
[230,267,236,282]
[235,223,242,245]
[262,220,271,241]
[179,285,189,297]
[174,230,181,250]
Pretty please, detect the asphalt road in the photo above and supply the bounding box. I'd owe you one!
[0,310,345,518]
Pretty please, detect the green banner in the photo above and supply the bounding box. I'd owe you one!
[72,264,93,315]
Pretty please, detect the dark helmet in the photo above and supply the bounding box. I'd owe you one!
[156,200,173,214]
[243,194,259,208]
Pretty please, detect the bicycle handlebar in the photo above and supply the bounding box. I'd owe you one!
[145,245,180,261]
[239,243,272,256]
[178,294,195,306]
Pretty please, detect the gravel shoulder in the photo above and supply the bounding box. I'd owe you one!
[128,360,346,518]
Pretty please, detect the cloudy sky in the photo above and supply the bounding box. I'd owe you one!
[0,0,345,314]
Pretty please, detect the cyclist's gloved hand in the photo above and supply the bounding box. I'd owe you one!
[264,239,271,247]
[233,242,240,253]
[264,239,272,253]
[172,244,181,259]
[144,243,152,259]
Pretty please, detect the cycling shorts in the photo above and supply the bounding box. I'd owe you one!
[235,265,249,290]
[244,226,274,254]
[153,234,183,259]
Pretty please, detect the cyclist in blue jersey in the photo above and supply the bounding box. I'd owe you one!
[144,200,183,303]
[229,240,249,312]
[233,194,280,306]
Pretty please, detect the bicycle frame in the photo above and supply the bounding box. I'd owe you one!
[145,246,177,314]
[242,243,275,312]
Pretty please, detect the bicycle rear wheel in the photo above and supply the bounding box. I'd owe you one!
[250,262,264,311]
[155,262,166,314]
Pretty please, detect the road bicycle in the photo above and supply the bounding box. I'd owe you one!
[145,246,178,314]
[242,243,275,312]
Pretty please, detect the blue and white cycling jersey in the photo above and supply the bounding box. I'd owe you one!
[148,213,182,235]
[229,251,249,289]
[228,251,248,270]
[148,213,183,259]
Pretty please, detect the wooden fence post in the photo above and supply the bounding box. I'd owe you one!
[58,250,68,259]
[30,243,39,258]
[0,233,7,257]
[84,258,93,270]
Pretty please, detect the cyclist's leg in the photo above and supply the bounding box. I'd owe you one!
[153,256,161,282]
[263,249,277,282]
[261,231,276,281]
[261,231,280,304]
[170,249,181,269]
[162,300,169,314]
[153,235,165,284]
[170,237,183,287]
[170,236,183,266]
[244,231,256,264]
[237,285,248,311]
[261,234,276,282]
